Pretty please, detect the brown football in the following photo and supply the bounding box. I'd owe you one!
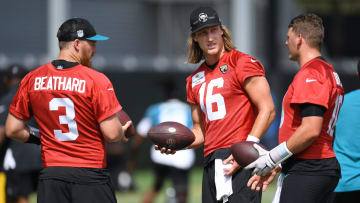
[147,121,195,150]
[116,110,135,138]
[231,141,268,167]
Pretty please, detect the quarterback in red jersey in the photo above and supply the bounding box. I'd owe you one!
[5,18,131,203]
[246,13,344,203]
[186,50,267,157]
[158,7,275,203]
[279,58,344,159]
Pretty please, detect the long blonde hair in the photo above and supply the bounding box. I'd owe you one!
[186,25,236,64]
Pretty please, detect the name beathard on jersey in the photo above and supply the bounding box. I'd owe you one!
[34,76,86,93]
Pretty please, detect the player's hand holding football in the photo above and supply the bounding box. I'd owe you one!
[245,142,293,176]
[121,121,132,143]
[154,145,176,154]
[149,121,195,154]
[244,144,275,175]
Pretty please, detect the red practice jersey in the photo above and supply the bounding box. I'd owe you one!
[9,63,122,168]
[186,50,265,157]
[279,58,344,159]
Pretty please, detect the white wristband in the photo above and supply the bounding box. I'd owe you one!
[269,142,293,165]
[246,135,260,143]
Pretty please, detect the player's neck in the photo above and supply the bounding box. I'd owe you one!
[298,48,321,67]
[204,46,225,66]
[57,50,81,64]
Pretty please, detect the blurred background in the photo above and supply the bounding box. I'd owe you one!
[0,0,360,202]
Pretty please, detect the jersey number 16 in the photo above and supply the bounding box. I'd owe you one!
[199,77,226,122]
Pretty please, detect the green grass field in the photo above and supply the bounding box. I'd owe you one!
[30,167,277,203]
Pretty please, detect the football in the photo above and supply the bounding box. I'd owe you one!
[116,110,135,138]
[147,121,195,150]
[231,141,268,167]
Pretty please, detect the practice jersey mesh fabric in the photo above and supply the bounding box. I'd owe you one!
[279,58,344,159]
[186,49,265,157]
[9,63,121,168]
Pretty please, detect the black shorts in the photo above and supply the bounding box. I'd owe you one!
[37,179,117,203]
[276,173,339,203]
[153,163,189,194]
[331,190,360,203]
[202,160,261,203]
[6,170,38,200]
[37,167,117,203]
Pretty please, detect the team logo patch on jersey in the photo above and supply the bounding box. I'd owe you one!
[192,71,205,87]
[220,64,228,74]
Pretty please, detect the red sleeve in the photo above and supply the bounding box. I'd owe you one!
[235,55,265,85]
[92,74,122,123]
[186,75,196,104]
[9,74,32,121]
[291,64,329,109]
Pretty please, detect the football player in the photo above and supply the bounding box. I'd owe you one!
[157,6,275,203]
[246,13,344,203]
[5,18,131,203]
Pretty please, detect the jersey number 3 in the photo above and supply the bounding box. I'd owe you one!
[49,98,79,141]
[199,77,226,121]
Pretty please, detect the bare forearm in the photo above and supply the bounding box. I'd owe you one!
[285,116,322,154]
[243,76,276,140]
[189,104,205,149]
[188,127,204,149]
[286,124,319,154]
[249,107,275,139]
[5,114,30,142]
[6,124,30,142]
[100,115,129,143]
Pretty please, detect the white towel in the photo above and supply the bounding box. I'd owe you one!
[215,159,233,202]
[3,148,16,170]
[272,172,285,203]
